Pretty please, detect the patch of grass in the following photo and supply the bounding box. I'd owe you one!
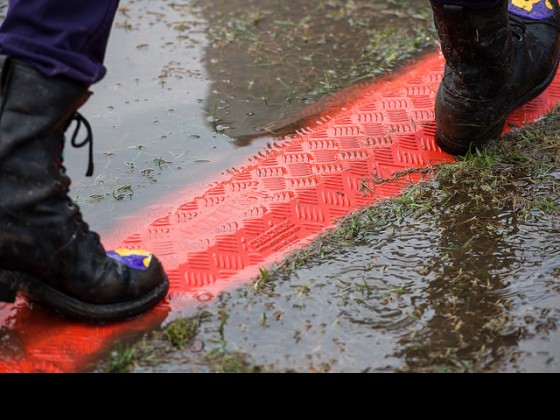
[524,196,558,215]
[205,349,264,373]
[162,312,210,348]
[97,309,217,372]
[253,266,275,292]
[431,113,560,222]
[105,344,137,373]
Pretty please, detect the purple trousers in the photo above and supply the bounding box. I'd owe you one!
[0,0,119,85]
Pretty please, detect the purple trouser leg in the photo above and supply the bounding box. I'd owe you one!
[0,0,119,85]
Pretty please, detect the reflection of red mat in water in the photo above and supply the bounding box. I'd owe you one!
[2,52,560,372]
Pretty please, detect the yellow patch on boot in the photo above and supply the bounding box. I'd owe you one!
[511,0,553,12]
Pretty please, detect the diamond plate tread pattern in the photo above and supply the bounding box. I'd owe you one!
[2,52,560,372]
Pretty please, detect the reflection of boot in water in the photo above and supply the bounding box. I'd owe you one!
[430,0,560,154]
[397,175,525,371]
[0,57,169,322]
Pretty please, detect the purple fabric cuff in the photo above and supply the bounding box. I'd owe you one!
[0,0,119,85]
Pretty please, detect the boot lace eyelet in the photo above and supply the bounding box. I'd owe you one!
[512,30,524,42]
[510,17,527,43]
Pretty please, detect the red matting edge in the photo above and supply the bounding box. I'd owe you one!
[1,52,560,373]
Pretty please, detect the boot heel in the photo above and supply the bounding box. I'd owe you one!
[0,272,18,302]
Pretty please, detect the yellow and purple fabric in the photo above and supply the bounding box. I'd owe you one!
[509,0,555,20]
[106,249,152,271]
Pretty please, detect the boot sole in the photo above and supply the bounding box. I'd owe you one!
[437,50,560,155]
[0,270,169,323]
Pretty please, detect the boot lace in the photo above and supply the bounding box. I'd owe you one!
[66,113,100,241]
[69,112,94,177]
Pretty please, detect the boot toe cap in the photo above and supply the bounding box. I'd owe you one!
[106,248,168,299]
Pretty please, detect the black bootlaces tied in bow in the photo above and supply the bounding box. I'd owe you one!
[69,112,94,177]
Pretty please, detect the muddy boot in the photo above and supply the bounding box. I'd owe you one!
[0,56,169,322]
[431,0,560,154]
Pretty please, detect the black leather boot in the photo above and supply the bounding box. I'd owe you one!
[432,0,560,154]
[0,56,169,322]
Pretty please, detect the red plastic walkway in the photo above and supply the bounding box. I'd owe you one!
[1,52,560,372]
